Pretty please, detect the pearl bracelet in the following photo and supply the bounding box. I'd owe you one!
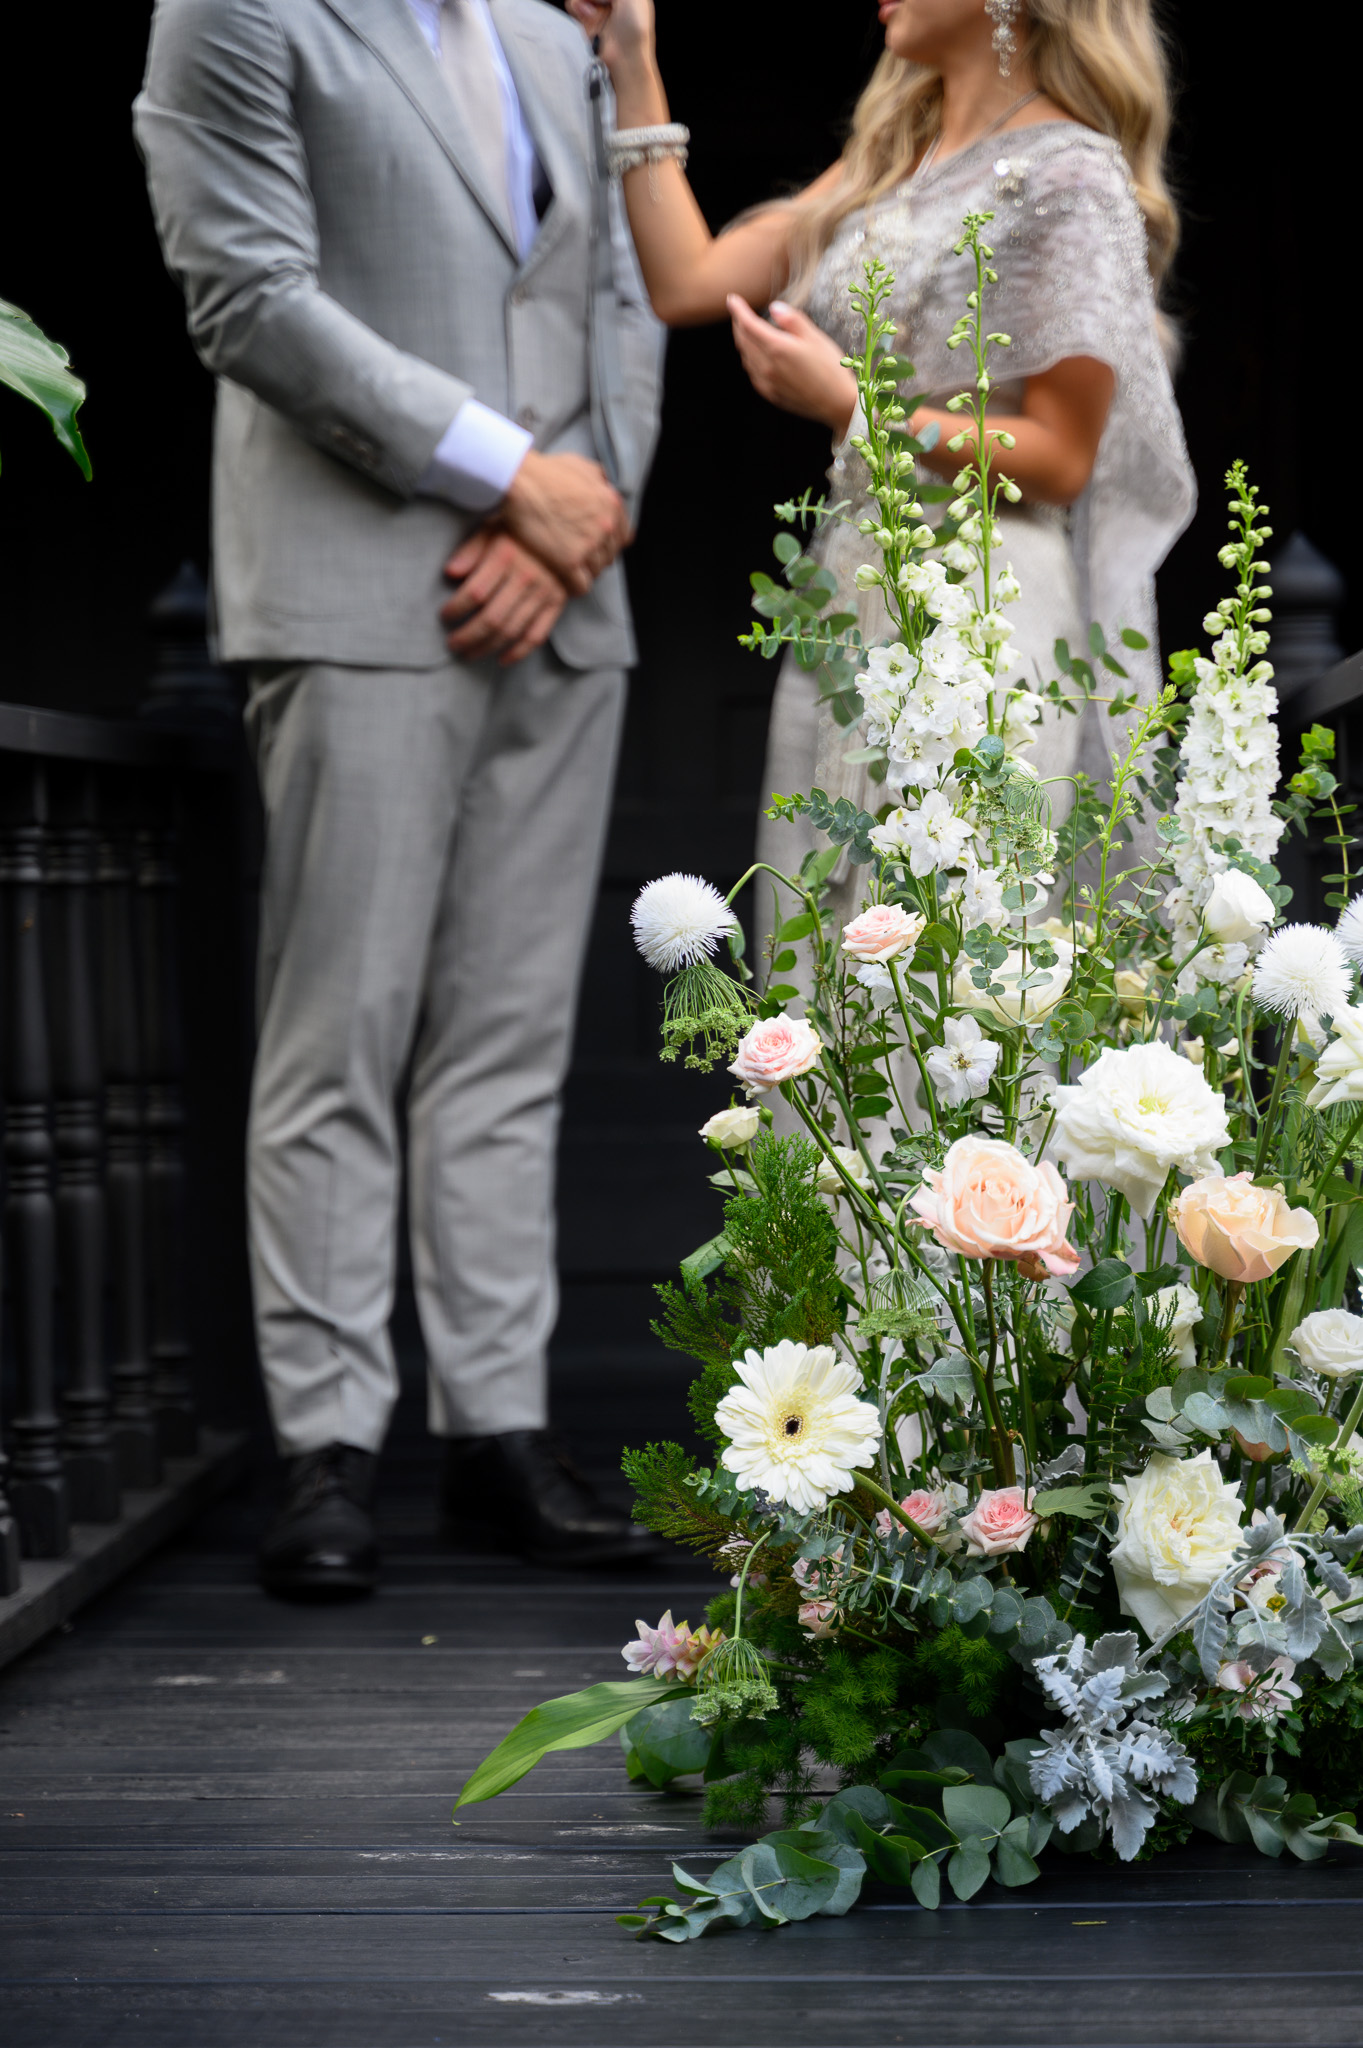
[607,123,690,183]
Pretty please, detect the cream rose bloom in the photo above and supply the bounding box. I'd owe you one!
[728,1012,822,1095]
[1049,1041,1231,1221]
[951,941,1072,1026]
[1203,868,1275,945]
[908,1134,1079,1279]
[1109,1450,1245,1638]
[1288,1308,1363,1381]
[841,903,926,963]
[1171,1171,1319,1284]
[1306,1004,1363,1110]
[699,1105,761,1149]
[815,1145,873,1198]
[1150,1282,1202,1373]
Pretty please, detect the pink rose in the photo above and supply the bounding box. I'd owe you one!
[1171,1171,1318,1285]
[875,1489,951,1540]
[959,1485,1038,1559]
[729,1011,822,1094]
[841,904,926,963]
[799,1598,839,1638]
[908,1134,1079,1279]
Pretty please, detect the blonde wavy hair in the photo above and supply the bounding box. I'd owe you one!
[781,0,1177,302]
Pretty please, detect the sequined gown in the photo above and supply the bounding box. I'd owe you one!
[755,123,1196,899]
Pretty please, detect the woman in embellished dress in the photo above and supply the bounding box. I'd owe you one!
[569,0,1195,892]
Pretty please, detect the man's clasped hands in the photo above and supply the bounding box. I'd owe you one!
[439,450,631,667]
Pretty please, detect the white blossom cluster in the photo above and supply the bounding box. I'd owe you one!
[1165,551,1284,984]
[853,558,1042,928]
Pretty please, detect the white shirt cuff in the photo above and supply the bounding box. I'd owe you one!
[419,399,533,513]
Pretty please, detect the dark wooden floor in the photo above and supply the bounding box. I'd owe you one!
[3,1345,1362,2047]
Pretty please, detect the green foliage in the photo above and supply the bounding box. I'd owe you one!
[0,296,92,479]
[619,1441,736,1555]
[911,1623,1011,1719]
[652,1134,847,1444]
[799,1647,907,1771]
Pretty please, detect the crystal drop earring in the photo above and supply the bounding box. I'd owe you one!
[985,0,1021,77]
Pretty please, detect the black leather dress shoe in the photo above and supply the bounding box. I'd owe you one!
[259,1444,379,1600]
[441,1430,660,1568]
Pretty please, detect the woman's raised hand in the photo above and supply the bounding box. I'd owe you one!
[565,0,656,74]
[728,296,859,439]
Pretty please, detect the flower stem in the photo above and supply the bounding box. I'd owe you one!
[732,1528,773,1640]
[1213,1281,1244,1371]
[1293,1378,1363,1532]
[1253,1030,1294,1177]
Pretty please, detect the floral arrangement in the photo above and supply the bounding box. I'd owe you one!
[459,219,1363,1937]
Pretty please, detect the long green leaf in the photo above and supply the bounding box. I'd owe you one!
[456,1679,687,1807]
[0,297,91,478]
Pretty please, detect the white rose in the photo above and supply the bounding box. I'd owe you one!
[699,1105,761,1149]
[1048,1040,1231,1221]
[1109,1450,1244,1639]
[814,1146,873,1198]
[1151,1282,1201,1373]
[1203,868,1275,945]
[1306,1004,1363,1110]
[1288,1308,1363,1381]
[952,942,1072,1027]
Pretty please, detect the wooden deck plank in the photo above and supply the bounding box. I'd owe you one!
[3,1385,1362,2048]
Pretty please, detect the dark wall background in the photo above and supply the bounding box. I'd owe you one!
[0,0,1350,1388]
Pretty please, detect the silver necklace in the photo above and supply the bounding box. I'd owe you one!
[914,88,1042,182]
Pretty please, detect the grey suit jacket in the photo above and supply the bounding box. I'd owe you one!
[135,0,664,670]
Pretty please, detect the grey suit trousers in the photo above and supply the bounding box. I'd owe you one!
[245,653,623,1456]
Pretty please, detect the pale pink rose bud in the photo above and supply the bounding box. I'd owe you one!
[728,1011,822,1094]
[841,903,926,963]
[1170,1171,1318,1285]
[908,1134,1079,1278]
[958,1485,1038,1558]
[799,1598,840,1638]
[900,1488,951,1535]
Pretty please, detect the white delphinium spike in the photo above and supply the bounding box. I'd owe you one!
[1336,895,1363,966]
[630,874,736,975]
[1250,923,1352,1021]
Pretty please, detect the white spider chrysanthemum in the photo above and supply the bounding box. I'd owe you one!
[630,873,736,975]
[1337,896,1363,966]
[714,1340,882,1514]
[1250,923,1352,1021]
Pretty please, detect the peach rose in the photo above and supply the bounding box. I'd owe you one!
[1170,1170,1318,1284]
[728,1011,822,1094]
[908,1135,1079,1278]
[959,1485,1039,1558]
[874,1488,952,1541]
[799,1598,840,1638]
[841,903,926,963]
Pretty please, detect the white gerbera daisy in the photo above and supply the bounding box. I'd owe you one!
[630,873,736,975]
[1250,923,1352,1021]
[714,1340,882,1514]
[1337,896,1363,966]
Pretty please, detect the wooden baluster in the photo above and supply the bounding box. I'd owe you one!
[0,757,69,1556]
[98,805,161,1489]
[0,1403,21,1596]
[48,762,120,1522]
[138,798,196,1457]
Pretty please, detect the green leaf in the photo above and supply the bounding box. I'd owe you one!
[1069,1257,1135,1311]
[992,1816,1042,1888]
[1033,1483,1111,1521]
[910,1856,942,1909]
[779,911,820,942]
[456,1678,687,1806]
[679,1233,730,1287]
[768,1830,865,1916]
[0,296,92,478]
[942,1783,1011,1838]
[947,1836,992,1900]
[847,1811,933,1885]
[921,1727,995,1782]
[1120,627,1150,650]
[623,1694,713,1788]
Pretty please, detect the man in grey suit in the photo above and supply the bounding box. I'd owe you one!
[136,0,664,1594]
